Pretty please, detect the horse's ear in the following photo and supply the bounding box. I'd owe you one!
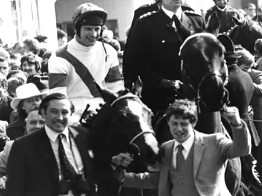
[232,16,243,26]
[94,82,117,104]
[206,12,220,36]
[131,76,143,97]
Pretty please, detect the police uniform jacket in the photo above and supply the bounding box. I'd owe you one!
[205,6,241,33]
[123,8,205,112]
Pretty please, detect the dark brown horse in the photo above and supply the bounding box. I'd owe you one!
[80,81,161,196]
[227,17,262,54]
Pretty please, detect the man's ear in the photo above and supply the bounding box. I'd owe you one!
[39,108,45,118]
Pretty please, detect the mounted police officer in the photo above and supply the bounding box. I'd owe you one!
[205,0,242,33]
[123,0,205,114]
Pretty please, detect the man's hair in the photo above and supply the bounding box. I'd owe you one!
[23,38,40,55]
[165,99,197,124]
[39,93,75,114]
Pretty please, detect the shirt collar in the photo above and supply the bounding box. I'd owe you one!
[162,6,182,20]
[45,125,70,143]
[216,5,228,12]
[174,131,194,153]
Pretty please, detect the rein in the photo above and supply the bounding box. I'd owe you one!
[184,71,224,114]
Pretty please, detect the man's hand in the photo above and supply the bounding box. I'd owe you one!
[222,106,242,127]
[112,153,134,168]
[161,79,183,91]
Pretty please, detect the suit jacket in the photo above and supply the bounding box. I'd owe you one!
[6,127,96,196]
[123,8,205,112]
[123,128,251,196]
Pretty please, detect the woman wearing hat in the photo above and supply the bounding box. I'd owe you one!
[6,83,47,140]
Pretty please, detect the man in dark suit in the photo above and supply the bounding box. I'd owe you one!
[123,0,205,113]
[6,93,96,196]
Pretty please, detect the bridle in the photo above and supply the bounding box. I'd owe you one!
[111,93,156,156]
[183,69,228,114]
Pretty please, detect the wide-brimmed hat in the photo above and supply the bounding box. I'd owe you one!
[217,34,242,59]
[11,83,48,109]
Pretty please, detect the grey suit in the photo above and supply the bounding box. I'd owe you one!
[123,127,251,196]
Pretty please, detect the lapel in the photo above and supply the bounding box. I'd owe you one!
[37,128,59,182]
[160,141,174,183]
[181,11,193,31]
[193,131,206,178]
[69,127,94,183]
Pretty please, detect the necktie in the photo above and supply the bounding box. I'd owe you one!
[58,134,78,180]
[172,14,191,40]
[176,144,185,171]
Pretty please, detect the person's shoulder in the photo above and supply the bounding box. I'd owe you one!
[184,10,203,18]
[161,140,174,148]
[206,6,217,14]
[138,10,158,20]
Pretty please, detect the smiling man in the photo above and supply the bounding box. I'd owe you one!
[112,99,251,196]
[6,93,97,196]
[48,3,124,118]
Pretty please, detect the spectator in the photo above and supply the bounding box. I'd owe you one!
[6,93,97,196]
[40,50,52,73]
[0,57,9,77]
[48,3,124,117]
[22,38,41,56]
[205,0,242,33]
[244,3,262,22]
[20,54,41,77]
[6,83,47,140]
[7,77,24,98]
[0,108,45,176]
[6,70,27,84]
[254,38,262,71]
[0,73,11,123]
[112,99,251,196]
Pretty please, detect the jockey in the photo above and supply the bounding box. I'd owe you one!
[48,3,124,118]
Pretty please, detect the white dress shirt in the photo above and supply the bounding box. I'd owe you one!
[45,125,85,196]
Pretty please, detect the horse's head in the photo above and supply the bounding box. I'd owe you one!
[227,17,262,54]
[86,80,161,165]
[179,33,229,112]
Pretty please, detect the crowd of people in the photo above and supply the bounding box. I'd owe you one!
[0,0,261,195]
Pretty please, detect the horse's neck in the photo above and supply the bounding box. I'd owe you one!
[195,111,223,134]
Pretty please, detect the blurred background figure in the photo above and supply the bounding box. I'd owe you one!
[20,54,41,77]
[254,38,262,71]
[244,3,262,22]
[57,28,68,47]
[0,58,9,77]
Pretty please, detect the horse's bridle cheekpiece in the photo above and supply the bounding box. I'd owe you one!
[111,93,156,157]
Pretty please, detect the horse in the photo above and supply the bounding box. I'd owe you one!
[154,33,243,196]
[79,81,161,196]
[226,17,262,54]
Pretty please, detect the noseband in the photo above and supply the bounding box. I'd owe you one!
[184,70,227,114]
[111,93,155,156]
